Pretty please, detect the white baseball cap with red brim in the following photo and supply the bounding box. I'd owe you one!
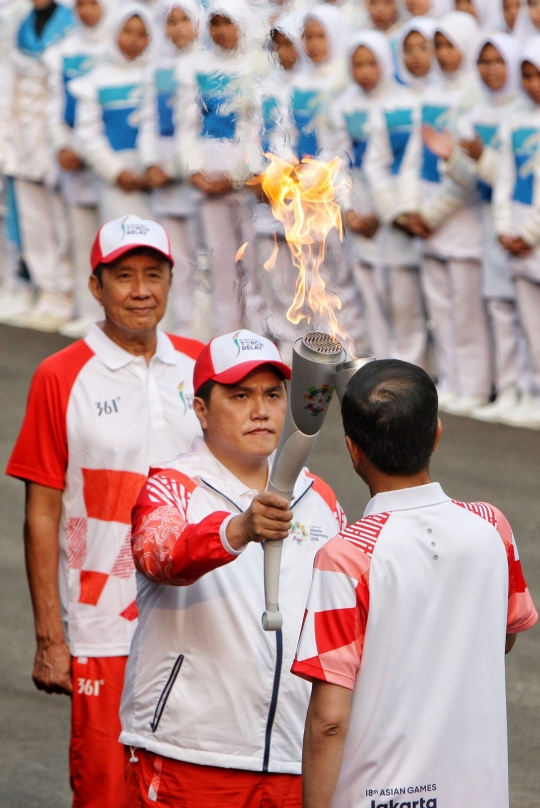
[91,215,174,272]
[194,330,292,393]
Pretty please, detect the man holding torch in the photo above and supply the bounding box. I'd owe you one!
[121,329,347,807]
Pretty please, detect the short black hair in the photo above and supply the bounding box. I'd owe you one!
[93,247,172,286]
[342,359,439,476]
[195,379,216,403]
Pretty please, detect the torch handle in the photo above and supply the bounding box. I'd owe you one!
[262,430,321,631]
[262,539,285,631]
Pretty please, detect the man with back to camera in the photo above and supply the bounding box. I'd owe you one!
[5,215,203,808]
[120,329,348,807]
[292,359,538,808]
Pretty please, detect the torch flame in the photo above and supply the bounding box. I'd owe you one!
[235,242,248,262]
[263,234,279,271]
[253,153,353,353]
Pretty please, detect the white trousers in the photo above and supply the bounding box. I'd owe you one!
[486,298,524,393]
[98,184,152,224]
[160,215,198,337]
[15,179,72,295]
[389,265,427,368]
[351,260,389,360]
[67,204,102,320]
[515,277,540,393]
[326,233,366,356]
[200,192,256,335]
[421,257,491,397]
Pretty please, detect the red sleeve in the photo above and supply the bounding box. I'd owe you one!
[491,506,538,634]
[131,468,238,586]
[5,341,94,490]
[167,334,205,361]
[291,534,372,690]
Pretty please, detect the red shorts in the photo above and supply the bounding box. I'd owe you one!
[125,747,302,808]
[70,656,128,808]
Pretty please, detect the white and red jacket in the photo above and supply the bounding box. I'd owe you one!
[6,324,203,657]
[120,439,347,774]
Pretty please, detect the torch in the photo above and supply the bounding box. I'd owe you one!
[334,356,376,404]
[262,350,375,631]
[262,331,346,631]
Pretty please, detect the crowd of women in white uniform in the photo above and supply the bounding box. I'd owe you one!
[1,0,540,428]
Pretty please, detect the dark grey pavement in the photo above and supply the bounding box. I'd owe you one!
[0,323,538,806]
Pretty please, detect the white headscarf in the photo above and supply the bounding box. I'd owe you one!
[428,0,453,16]
[159,0,205,31]
[475,31,521,103]
[206,0,261,53]
[400,0,452,18]
[435,11,482,80]
[108,2,155,65]
[303,5,347,64]
[467,0,504,31]
[272,11,303,52]
[157,0,204,55]
[521,33,540,73]
[513,5,540,42]
[347,29,396,93]
[78,0,115,44]
[396,15,437,88]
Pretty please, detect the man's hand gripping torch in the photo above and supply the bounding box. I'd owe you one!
[262,341,375,631]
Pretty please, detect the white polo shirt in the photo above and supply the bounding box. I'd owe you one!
[7,324,203,658]
[292,483,538,808]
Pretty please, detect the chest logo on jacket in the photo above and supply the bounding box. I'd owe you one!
[177,382,194,414]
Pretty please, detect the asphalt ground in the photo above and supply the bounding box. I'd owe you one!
[0,323,538,807]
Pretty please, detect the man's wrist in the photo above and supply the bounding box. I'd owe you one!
[224,514,249,553]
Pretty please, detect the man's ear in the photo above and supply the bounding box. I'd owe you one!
[193,397,209,431]
[345,435,363,468]
[432,418,443,454]
[88,274,103,305]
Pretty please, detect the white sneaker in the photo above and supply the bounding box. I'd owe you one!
[58,315,97,339]
[471,387,519,423]
[10,291,74,332]
[443,394,489,416]
[499,394,540,429]
[0,287,34,321]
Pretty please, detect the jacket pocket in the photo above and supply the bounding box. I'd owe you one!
[150,654,184,733]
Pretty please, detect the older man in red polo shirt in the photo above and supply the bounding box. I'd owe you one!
[6,215,203,808]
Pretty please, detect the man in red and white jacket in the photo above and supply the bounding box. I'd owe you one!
[6,215,203,808]
[121,330,347,808]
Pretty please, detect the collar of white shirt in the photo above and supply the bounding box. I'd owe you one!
[191,436,265,505]
[85,323,176,370]
[363,482,451,517]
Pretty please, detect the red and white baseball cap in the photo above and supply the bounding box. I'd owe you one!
[194,330,291,393]
[90,215,174,272]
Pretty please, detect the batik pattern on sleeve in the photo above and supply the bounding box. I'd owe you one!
[132,469,234,586]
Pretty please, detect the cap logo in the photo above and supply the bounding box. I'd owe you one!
[232,331,265,356]
[122,223,150,238]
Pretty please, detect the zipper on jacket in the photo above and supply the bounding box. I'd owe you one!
[150,654,184,733]
[262,629,283,772]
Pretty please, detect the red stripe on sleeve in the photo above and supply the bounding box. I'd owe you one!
[6,340,94,490]
[167,334,205,361]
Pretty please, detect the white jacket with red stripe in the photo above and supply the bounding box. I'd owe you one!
[120,437,346,774]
